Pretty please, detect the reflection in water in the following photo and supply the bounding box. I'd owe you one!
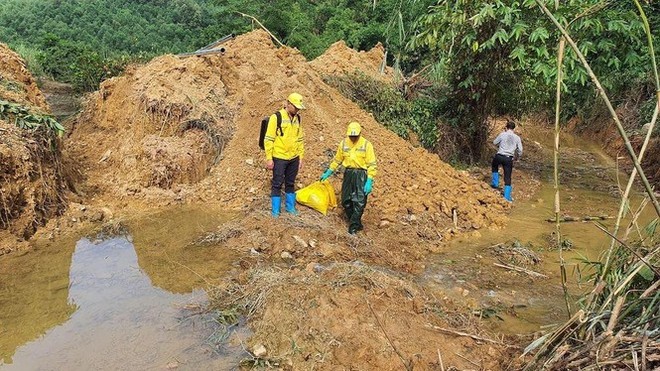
[0,236,77,365]
[1,237,242,370]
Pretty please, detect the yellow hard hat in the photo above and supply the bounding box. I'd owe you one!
[346,121,361,136]
[287,93,305,109]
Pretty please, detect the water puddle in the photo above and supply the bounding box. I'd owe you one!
[0,206,244,370]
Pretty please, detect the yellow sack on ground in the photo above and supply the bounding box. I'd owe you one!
[296,180,337,215]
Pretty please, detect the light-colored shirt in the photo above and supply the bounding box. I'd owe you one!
[494,129,522,157]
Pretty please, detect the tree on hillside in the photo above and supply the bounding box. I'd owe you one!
[409,0,654,162]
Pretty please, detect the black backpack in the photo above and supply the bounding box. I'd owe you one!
[258,111,300,150]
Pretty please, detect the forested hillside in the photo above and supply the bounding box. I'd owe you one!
[0,0,431,90]
[0,0,658,165]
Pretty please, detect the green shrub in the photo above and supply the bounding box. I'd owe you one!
[323,72,444,151]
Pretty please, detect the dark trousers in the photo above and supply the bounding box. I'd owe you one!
[271,156,299,196]
[491,153,514,185]
[342,168,368,233]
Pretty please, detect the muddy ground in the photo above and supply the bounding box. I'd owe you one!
[1,30,657,370]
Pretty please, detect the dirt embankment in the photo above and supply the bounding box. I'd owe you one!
[0,43,48,110]
[309,40,396,83]
[0,44,68,254]
[567,104,660,193]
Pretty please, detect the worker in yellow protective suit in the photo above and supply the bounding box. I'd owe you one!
[319,122,377,234]
[264,93,305,217]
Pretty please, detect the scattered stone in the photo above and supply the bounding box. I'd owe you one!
[250,248,260,255]
[248,187,256,194]
[90,211,104,222]
[98,149,112,163]
[252,344,267,358]
[308,239,317,248]
[101,207,114,220]
[379,220,390,228]
[166,361,179,369]
[281,251,293,260]
[245,158,254,166]
[293,235,308,248]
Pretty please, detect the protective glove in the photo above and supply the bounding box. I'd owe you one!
[320,169,333,181]
[364,178,373,195]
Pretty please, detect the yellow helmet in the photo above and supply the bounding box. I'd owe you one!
[287,92,305,109]
[346,121,361,136]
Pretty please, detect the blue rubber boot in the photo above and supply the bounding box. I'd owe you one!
[491,172,499,188]
[504,185,513,202]
[285,193,298,215]
[271,196,281,218]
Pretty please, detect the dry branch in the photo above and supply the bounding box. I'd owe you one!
[494,262,548,278]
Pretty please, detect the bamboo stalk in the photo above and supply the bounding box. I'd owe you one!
[554,31,571,317]
[535,0,660,218]
[367,299,412,371]
[236,12,284,47]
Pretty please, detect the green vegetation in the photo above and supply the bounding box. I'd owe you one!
[324,72,440,147]
[0,99,64,139]
[0,0,658,162]
[408,0,659,159]
[0,0,431,91]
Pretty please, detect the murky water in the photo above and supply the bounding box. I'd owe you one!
[0,206,244,370]
[422,135,658,335]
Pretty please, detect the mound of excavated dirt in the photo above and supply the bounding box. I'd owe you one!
[0,43,49,111]
[310,40,395,82]
[61,30,519,369]
[0,46,66,253]
[68,29,508,232]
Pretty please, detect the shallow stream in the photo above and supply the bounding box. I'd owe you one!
[422,133,657,334]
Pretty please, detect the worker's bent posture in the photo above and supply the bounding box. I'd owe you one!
[320,122,377,234]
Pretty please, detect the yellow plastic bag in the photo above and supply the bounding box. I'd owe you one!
[296,180,337,215]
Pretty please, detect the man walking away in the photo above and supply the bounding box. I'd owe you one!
[264,93,306,217]
[491,120,523,202]
[319,122,377,234]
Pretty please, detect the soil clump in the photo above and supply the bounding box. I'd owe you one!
[0,44,68,254]
[309,40,395,83]
[0,43,48,110]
